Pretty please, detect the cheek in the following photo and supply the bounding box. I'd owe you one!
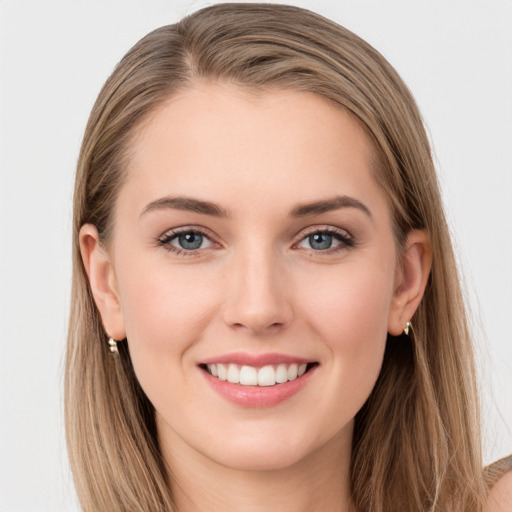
[296,257,395,396]
[299,259,394,341]
[115,257,221,365]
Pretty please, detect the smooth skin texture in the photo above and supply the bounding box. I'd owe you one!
[487,472,512,512]
[80,84,431,512]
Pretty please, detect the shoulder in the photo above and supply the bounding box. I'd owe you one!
[485,456,512,512]
[485,472,512,512]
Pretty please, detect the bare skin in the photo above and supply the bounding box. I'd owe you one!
[486,472,512,512]
[80,83,431,511]
[161,423,352,512]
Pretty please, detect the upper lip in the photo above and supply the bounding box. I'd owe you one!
[200,352,314,367]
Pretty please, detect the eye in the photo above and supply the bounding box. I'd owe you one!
[296,228,353,252]
[158,229,215,255]
[174,232,206,250]
[306,232,334,250]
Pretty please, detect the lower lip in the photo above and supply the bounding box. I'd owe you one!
[201,365,317,408]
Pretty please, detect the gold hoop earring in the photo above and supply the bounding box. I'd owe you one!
[404,321,412,336]
[108,337,119,353]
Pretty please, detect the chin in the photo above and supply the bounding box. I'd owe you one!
[198,424,339,473]
[206,443,311,472]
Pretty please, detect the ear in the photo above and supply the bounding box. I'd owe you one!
[79,224,126,340]
[388,229,432,336]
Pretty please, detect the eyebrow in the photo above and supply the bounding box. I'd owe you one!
[140,194,372,219]
[289,195,372,219]
[141,196,230,218]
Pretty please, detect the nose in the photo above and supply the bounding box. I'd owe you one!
[222,246,293,336]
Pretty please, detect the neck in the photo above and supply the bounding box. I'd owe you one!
[159,422,354,512]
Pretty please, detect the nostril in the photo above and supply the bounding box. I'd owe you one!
[228,318,286,336]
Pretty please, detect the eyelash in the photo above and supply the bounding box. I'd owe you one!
[296,227,354,254]
[157,227,217,256]
[156,226,354,257]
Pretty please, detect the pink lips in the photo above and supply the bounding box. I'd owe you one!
[199,352,317,408]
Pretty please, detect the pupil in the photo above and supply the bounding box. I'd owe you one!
[310,233,332,250]
[179,232,202,250]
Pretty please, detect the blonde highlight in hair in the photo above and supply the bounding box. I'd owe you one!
[66,4,487,511]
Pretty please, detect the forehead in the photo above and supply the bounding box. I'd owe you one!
[121,83,388,219]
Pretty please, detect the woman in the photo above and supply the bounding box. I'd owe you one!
[65,3,511,511]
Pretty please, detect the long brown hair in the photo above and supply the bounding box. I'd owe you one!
[66,4,487,511]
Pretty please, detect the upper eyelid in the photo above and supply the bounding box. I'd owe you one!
[299,225,350,235]
[158,224,350,236]
[294,225,352,241]
[159,225,217,240]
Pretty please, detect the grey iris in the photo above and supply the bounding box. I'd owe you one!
[179,232,203,250]
[309,233,332,250]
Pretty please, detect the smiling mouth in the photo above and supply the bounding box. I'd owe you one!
[200,362,318,387]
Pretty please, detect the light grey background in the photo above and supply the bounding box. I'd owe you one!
[1,1,511,510]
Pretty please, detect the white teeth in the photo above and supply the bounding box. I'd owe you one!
[258,365,276,386]
[240,365,258,385]
[287,363,298,380]
[227,364,240,384]
[275,364,288,384]
[217,363,227,381]
[205,362,312,386]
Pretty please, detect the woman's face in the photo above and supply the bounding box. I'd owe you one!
[95,83,406,471]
